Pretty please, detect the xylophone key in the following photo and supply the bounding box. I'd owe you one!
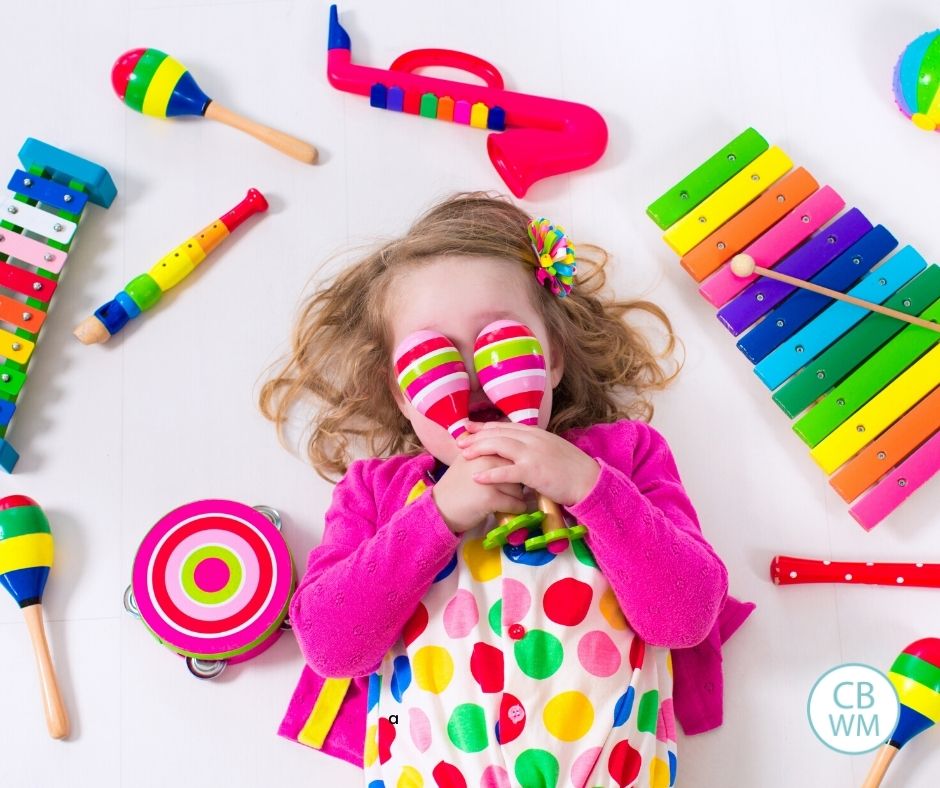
[646,127,769,230]
[810,344,940,473]
[662,146,792,256]
[0,399,14,431]
[0,263,57,304]
[849,430,940,530]
[775,266,940,420]
[0,194,76,243]
[737,227,897,363]
[717,209,871,335]
[831,386,940,503]
[0,330,35,366]
[0,295,47,334]
[699,186,845,307]
[754,247,925,389]
[681,167,819,282]
[0,228,68,274]
[795,295,940,446]
[0,365,26,398]
[7,170,88,215]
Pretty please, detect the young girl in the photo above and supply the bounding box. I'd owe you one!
[264,194,747,788]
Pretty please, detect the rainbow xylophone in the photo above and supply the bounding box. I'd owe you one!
[647,128,940,530]
[0,140,116,472]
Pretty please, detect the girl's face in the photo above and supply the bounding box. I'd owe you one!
[386,256,564,465]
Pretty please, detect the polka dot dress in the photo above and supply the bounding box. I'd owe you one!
[363,481,678,788]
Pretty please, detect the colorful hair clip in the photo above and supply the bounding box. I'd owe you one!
[527,217,576,297]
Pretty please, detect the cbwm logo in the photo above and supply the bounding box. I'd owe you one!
[808,664,900,754]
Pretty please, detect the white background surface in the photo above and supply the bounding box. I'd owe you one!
[0,0,938,786]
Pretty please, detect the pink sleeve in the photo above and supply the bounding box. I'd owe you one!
[565,422,728,649]
[289,459,461,678]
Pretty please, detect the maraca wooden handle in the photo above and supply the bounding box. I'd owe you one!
[23,604,69,739]
[772,555,940,588]
[204,102,318,164]
[862,744,898,788]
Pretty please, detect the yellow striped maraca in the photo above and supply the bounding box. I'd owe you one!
[0,495,68,739]
[863,638,940,787]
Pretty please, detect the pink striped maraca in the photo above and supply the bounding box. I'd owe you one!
[394,330,470,437]
[473,320,546,424]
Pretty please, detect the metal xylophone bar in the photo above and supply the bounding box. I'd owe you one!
[647,128,939,529]
[0,139,115,471]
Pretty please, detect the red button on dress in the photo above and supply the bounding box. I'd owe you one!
[508,623,526,640]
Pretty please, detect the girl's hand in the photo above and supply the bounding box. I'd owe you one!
[432,453,528,534]
[456,421,600,507]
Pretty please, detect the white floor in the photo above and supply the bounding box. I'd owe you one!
[0,1,937,786]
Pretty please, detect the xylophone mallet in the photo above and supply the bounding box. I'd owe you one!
[862,638,940,788]
[0,495,69,739]
[730,253,940,333]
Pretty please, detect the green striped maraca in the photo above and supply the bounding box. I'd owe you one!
[863,638,940,787]
[0,495,69,739]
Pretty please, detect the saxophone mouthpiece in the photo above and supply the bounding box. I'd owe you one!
[328,5,351,51]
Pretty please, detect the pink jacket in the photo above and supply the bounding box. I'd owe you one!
[279,420,755,765]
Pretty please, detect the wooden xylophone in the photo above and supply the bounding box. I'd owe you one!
[0,139,115,472]
[647,128,939,530]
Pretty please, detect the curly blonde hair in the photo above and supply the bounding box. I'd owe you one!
[260,193,681,481]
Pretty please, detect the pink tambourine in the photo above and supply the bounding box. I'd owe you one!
[125,499,294,679]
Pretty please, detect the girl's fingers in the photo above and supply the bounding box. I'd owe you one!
[490,492,528,514]
[465,420,533,432]
[461,422,541,444]
[473,464,526,485]
[461,436,527,461]
[493,482,525,500]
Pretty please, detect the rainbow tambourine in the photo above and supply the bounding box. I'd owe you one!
[125,499,295,679]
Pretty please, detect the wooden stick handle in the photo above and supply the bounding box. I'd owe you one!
[536,494,566,530]
[752,263,940,333]
[203,101,318,164]
[862,744,898,788]
[22,603,69,739]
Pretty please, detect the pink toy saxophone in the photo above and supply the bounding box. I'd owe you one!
[327,5,608,198]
